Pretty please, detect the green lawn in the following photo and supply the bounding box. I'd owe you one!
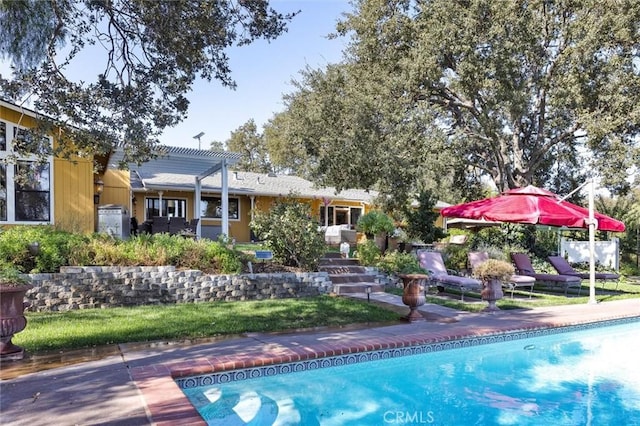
[387,277,640,312]
[14,278,639,354]
[14,295,400,353]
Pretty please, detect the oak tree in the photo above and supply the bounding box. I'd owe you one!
[279,0,640,203]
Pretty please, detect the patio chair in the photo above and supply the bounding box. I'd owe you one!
[510,253,582,296]
[416,250,482,301]
[168,216,188,235]
[151,216,168,234]
[468,251,535,299]
[547,255,620,291]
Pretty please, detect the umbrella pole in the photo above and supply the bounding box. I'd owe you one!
[588,179,597,304]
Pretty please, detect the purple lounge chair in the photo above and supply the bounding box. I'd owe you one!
[510,253,582,296]
[417,250,482,301]
[547,256,620,291]
[468,252,535,299]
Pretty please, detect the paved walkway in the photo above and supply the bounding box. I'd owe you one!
[1,294,640,425]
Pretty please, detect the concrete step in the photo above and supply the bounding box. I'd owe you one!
[318,265,368,275]
[318,257,360,267]
[333,282,385,295]
[322,252,343,259]
[328,273,377,284]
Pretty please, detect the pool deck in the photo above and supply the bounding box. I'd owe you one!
[1,294,640,425]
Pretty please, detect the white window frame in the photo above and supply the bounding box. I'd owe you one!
[0,120,54,224]
[144,197,188,220]
[200,195,240,221]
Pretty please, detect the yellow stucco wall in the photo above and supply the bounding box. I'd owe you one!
[1,103,95,233]
[53,157,94,232]
[100,169,131,210]
[126,188,374,243]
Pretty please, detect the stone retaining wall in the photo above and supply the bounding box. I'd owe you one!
[24,266,333,312]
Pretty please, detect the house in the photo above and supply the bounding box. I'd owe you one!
[1,99,377,240]
[102,147,378,242]
[0,99,96,233]
[2,99,448,242]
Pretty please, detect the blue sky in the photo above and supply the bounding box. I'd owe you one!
[0,0,352,149]
[162,0,352,148]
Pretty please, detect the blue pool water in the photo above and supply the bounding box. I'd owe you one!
[180,320,640,425]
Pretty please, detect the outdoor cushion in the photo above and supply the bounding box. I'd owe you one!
[417,250,482,300]
[468,251,535,298]
[510,252,582,296]
[547,255,620,290]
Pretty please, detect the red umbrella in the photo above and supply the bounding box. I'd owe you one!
[440,185,625,232]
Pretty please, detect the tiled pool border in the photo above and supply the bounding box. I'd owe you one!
[176,316,640,390]
[129,306,640,426]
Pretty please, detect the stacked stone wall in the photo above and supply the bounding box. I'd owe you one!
[25,266,332,312]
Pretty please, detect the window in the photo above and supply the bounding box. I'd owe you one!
[319,206,334,226]
[350,208,362,227]
[0,120,53,223]
[0,164,6,221]
[201,196,239,219]
[0,121,6,151]
[145,198,187,219]
[14,162,50,221]
[320,205,363,229]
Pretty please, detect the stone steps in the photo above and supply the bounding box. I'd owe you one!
[319,254,384,295]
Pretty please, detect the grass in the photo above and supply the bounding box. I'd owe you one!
[386,277,640,312]
[14,296,400,353]
[233,242,266,252]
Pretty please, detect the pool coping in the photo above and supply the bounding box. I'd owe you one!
[128,301,640,425]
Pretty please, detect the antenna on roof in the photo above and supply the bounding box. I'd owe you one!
[193,132,205,150]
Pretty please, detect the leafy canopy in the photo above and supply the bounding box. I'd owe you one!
[0,0,296,165]
[277,0,640,204]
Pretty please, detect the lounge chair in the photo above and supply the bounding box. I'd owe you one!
[468,251,535,298]
[416,250,482,301]
[510,253,582,296]
[547,255,620,290]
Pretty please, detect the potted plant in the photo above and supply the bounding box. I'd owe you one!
[356,211,395,251]
[0,264,33,360]
[472,258,514,311]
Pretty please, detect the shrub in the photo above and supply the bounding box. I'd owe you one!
[442,244,469,271]
[472,258,514,282]
[0,225,244,274]
[250,198,326,270]
[0,225,88,273]
[356,239,382,266]
[402,190,446,243]
[356,210,395,238]
[205,242,243,273]
[377,251,424,274]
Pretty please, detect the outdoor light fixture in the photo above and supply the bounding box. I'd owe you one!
[28,242,40,256]
[193,131,205,150]
[94,179,104,205]
[365,285,372,303]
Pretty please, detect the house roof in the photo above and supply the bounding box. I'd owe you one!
[110,146,377,203]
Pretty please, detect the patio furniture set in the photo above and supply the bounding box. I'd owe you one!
[137,217,199,237]
[415,249,620,301]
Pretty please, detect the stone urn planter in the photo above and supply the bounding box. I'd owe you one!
[481,278,504,312]
[472,258,514,312]
[398,273,428,322]
[0,268,33,360]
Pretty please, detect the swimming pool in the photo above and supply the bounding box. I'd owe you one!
[179,319,640,425]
